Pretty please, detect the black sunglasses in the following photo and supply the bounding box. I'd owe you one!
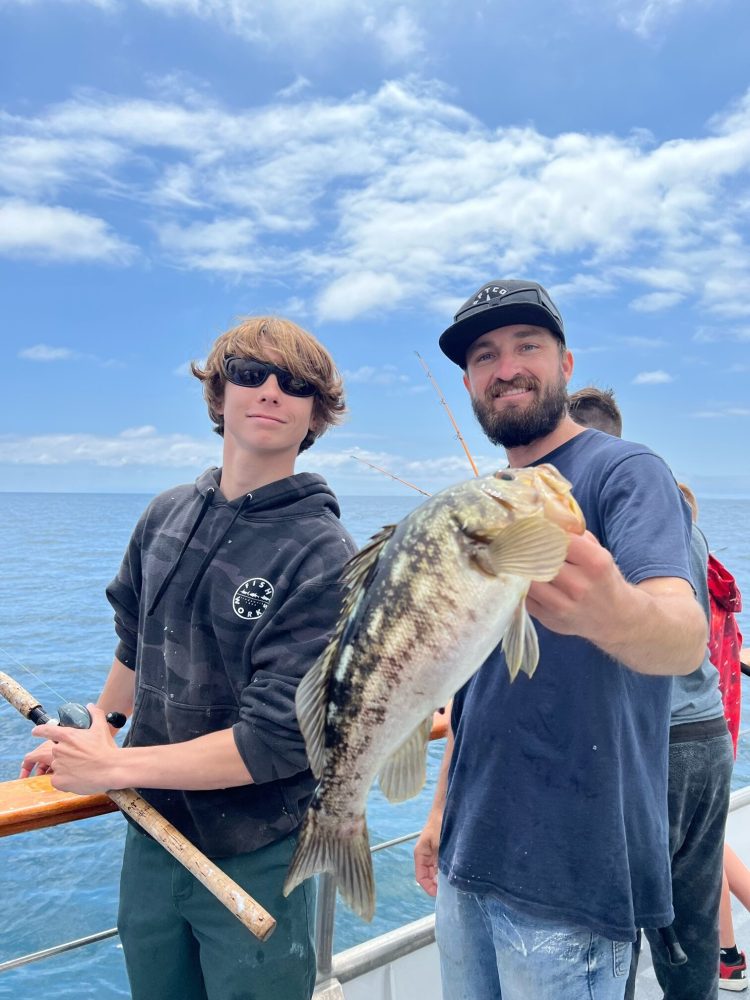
[223,357,317,397]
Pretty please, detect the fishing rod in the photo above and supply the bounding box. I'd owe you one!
[0,669,276,942]
[351,455,431,497]
[415,351,479,478]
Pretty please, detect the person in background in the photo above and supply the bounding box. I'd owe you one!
[20,317,357,1000]
[720,843,750,992]
[570,386,736,1000]
[566,384,622,436]
[414,280,707,1000]
[678,484,748,993]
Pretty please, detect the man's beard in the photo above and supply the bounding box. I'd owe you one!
[471,372,568,449]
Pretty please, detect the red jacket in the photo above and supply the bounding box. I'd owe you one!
[707,553,743,756]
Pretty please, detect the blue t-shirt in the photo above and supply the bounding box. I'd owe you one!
[439,429,693,941]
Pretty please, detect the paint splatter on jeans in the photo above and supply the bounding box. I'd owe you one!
[436,879,631,1000]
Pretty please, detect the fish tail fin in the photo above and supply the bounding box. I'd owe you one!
[284,809,375,921]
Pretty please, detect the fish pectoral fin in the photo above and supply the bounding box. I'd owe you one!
[503,599,540,680]
[485,516,569,581]
[283,807,376,922]
[295,654,330,779]
[378,716,433,804]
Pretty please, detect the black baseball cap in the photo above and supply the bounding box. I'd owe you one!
[439,279,565,367]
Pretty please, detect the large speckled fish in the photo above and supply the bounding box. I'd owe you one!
[283,464,585,920]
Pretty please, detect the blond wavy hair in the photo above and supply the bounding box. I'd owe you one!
[191,317,346,453]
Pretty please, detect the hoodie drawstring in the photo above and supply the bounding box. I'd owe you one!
[147,488,216,617]
[183,493,253,606]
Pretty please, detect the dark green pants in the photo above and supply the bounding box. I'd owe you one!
[118,824,316,1000]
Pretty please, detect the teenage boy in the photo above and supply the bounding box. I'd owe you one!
[414,280,708,1000]
[22,316,357,1000]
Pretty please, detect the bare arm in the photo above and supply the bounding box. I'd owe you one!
[414,721,454,897]
[526,531,707,676]
[31,707,254,795]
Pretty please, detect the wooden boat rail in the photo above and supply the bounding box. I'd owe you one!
[0,775,116,838]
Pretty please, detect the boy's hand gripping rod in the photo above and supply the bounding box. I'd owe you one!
[0,670,276,942]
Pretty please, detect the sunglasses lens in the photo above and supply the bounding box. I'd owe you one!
[278,372,316,397]
[224,358,316,397]
[225,358,267,387]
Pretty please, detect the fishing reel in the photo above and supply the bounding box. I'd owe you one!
[57,703,127,730]
[30,701,127,731]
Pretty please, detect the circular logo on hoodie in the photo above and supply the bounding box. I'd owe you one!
[233,578,274,620]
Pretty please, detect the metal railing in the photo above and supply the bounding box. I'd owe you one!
[0,828,427,979]
[3,725,750,982]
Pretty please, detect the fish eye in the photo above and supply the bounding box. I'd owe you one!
[496,471,514,481]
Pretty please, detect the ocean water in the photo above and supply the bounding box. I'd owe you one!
[0,490,748,998]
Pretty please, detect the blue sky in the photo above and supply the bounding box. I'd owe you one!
[1,0,749,497]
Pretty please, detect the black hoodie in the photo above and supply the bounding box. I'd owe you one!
[106,467,357,857]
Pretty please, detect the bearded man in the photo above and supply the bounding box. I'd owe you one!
[414,280,708,1000]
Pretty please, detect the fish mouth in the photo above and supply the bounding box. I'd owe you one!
[485,465,586,534]
[543,491,585,534]
[533,465,586,534]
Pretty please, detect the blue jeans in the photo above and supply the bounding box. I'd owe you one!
[436,879,632,1000]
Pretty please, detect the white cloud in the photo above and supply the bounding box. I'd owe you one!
[316,271,407,322]
[140,0,429,63]
[343,364,410,385]
[276,76,312,100]
[18,343,123,367]
[1,0,115,7]
[693,325,750,343]
[157,217,259,273]
[120,425,159,438]
[630,291,685,312]
[692,407,750,418]
[0,199,134,263]
[316,446,498,482]
[549,274,617,300]
[632,370,675,384]
[19,344,77,361]
[0,133,124,198]
[0,429,220,467]
[364,6,425,62]
[613,0,717,38]
[2,0,718,53]
[618,335,667,349]
[3,79,750,317]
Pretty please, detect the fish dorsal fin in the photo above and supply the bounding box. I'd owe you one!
[503,597,540,681]
[340,523,397,606]
[297,523,397,778]
[485,516,569,581]
[377,715,434,803]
